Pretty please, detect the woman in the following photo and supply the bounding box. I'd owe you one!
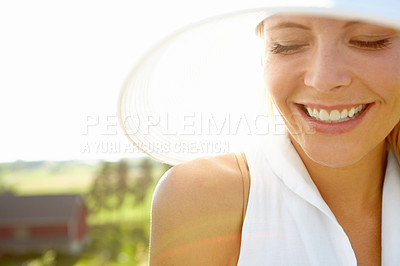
[119,1,400,265]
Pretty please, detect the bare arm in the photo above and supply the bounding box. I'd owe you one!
[149,154,244,266]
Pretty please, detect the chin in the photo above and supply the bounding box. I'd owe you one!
[294,137,367,169]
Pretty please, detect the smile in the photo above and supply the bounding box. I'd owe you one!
[302,104,368,123]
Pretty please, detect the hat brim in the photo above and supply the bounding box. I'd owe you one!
[119,3,400,165]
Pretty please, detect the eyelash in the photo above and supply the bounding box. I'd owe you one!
[269,44,306,54]
[349,39,391,49]
[269,39,392,54]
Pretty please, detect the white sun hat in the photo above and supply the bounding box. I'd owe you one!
[119,0,400,165]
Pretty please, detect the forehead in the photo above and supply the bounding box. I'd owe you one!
[260,15,395,32]
[264,15,344,25]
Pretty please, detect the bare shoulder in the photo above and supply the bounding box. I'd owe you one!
[150,153,244,266]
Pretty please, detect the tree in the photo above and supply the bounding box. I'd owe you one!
[87,161,129,214]
[131,158,154,204]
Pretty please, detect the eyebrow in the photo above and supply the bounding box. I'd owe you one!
[267,20,362,31]
[268,22,310,31]
[342,21,361,28]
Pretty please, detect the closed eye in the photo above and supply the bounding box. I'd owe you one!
[349,39,391,50]
[269,43,309,54]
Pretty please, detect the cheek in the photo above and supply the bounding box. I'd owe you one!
[263,62,305,135]
[263,58,290,102]
[367,60,400,124]
[379,73,400,102]
[263,57,302,114]
[358,51,400,99]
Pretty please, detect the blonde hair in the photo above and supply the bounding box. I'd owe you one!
[255,22,264,38]
[387,123,400,165]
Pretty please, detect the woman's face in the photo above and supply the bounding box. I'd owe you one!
[262,16,400,167]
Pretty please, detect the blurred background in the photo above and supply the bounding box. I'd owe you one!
[0,0,243,264]
[0,158,169,265]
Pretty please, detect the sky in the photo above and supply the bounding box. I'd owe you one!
[1,0,300,163]
[0,0,251,162]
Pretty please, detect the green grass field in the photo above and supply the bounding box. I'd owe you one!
[0,161,97,195]
[0,158,169,266]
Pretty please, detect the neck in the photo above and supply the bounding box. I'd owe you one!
[292,140,387,214]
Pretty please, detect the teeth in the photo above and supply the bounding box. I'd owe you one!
[313,109,318,118]
[330,110,340,121]
[340,109,348,119]
[320,109,329,121]
[305,104,367,123]
[349,107,355,118]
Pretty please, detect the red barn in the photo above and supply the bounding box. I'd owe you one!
[0,194,89,255]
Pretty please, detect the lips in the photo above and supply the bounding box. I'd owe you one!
[293,102,372,135]
[301,104,368,123]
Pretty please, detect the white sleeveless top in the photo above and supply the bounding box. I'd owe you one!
[238,133,400,266]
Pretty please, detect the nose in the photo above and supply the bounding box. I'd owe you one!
[303,42,352,92]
